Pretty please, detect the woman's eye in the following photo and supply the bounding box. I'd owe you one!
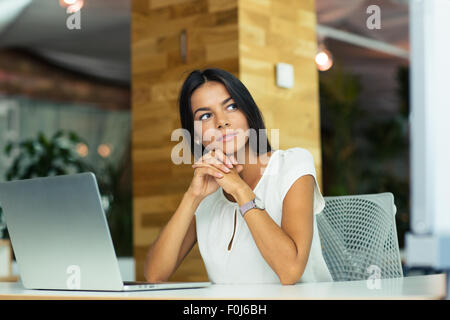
[198,104,236,120]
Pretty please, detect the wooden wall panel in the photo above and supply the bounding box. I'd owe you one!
[238,0,323,187]
[132,0,239,282]
[132,0,321,282]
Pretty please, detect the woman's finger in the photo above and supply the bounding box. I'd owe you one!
[194,149,217,165]
[198,148,234,169]
[208,148,234,168]
[194,165,224,178]
[192,162,230,174]
[194,156,230,173]
[229,154,238,165]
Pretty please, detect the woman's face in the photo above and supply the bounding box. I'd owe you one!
[190,81,249,155]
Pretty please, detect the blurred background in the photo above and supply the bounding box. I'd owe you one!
[316,0,410,250]
[0,0,427,282]
[315,0,422,276]
[0,0,133,264]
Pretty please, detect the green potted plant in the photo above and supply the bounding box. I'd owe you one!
[0,130,93,240]
[3,130,92,180]
[0,130,132,257]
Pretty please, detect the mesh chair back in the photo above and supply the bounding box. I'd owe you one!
[316,193,403,281]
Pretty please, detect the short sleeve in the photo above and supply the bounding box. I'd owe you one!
[278,148,326,215]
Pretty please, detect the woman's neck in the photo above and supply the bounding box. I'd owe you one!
[234,143,272,191]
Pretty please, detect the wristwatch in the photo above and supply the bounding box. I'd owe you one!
[239,196,265,217]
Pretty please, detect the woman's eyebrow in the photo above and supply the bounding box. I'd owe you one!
[193,97,233,116]
[193,107,210,117]
[221,97,233,105]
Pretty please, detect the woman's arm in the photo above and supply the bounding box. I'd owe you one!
[144,191,201,282]
[145,148,235,282]
[232,175,315,285]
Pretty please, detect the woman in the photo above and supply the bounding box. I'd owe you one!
[144,68,332,285]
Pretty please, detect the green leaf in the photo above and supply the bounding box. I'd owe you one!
[37,132,49,148]
[4,142,13,156]
[22,141,36,156]
[22,164,38,180]
[7,154,24,181]
[52,166,67,176]
[51,130,65,141]
[68,132,82,144]
[60,147,72,158]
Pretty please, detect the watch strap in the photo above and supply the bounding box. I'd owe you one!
[239,198,256,217]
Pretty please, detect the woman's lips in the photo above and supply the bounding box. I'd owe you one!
[218,132,238,142]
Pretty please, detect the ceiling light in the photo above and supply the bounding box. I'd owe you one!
[76,143,88,158]
[315,46,333,72]
[59,0,84,13]
[97,144,112,158]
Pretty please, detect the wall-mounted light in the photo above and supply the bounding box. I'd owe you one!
[315,44,333,72]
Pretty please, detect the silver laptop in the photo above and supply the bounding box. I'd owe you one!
[0,172,210,291]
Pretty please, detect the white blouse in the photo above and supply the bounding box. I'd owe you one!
[194,147,333,284]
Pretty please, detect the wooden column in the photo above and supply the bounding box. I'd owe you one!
[238,0,322,184]
[132,0,321,282]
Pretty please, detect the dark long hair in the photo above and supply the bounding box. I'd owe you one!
[178,68,272,157]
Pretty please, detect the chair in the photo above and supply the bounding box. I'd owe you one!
[316,192,403,281]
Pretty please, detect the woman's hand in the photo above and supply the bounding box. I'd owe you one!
[186,148,241,201]
[191,148,245,198]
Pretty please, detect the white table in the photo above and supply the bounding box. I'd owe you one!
[0,274,446,300]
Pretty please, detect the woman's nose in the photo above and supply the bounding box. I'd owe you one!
[216,117,230,129]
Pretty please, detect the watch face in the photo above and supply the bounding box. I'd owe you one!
[254,197,265,210]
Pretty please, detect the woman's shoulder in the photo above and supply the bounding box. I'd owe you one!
[274,147,315,170]
[263,147,316,186]
[277,147,314,160]
[274,147,325,214]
